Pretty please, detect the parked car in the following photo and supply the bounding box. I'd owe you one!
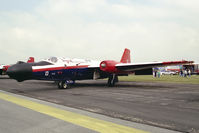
[160,71,177,75]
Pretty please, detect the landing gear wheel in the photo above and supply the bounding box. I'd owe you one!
[58,81,63,89]
[62,82,68,89]
[115,76,119,83]
[62,82,71,89]
[107,74,118,87]
[58,81,71,89]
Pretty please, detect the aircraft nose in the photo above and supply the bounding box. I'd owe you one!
[7,63,33,82]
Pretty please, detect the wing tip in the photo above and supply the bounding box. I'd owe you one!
[163,60,194,65]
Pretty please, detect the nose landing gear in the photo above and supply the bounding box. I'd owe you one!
[57,80,74,89]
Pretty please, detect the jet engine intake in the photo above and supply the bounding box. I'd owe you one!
[100,60,119,73]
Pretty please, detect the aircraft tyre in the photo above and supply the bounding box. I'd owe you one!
[58,81,71,89]
[58,81,63,89]
[62,82,71,89]
[62,82,67,89]
[107,74,118,87]
[115,76,119,83]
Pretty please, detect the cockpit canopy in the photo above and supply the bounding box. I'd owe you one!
[46,57,58,63]
[44,57,96,65]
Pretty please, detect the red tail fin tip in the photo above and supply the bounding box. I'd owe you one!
[120,48,131,63]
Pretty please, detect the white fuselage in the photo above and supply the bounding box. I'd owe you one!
[32,57,101,71]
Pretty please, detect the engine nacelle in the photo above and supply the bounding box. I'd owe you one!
[100,60,119,73]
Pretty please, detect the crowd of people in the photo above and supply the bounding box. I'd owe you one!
[153,70,161,78]
[179,69,192,77]
[153,68,192,78]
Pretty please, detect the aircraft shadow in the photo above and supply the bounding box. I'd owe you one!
[8,80,171,93]
[0,77,10,79]
[73,81,170,89]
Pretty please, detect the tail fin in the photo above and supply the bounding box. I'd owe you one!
[120,48,131,63]
[27,57,34,63]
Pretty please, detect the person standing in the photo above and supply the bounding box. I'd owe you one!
[188,69,191,77]
[184,69,188,78]
[180,70,183,77]
[157,70,160,78]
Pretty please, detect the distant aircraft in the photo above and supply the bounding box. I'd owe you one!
[0,57,34,75]
[7,49,193,89]
[27,57,35,63]
[0,65,5,75]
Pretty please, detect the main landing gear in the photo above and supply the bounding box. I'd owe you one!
[107,74,118,87]
[57,80,74,89]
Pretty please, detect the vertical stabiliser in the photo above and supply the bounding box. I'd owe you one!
[120,48,131,63]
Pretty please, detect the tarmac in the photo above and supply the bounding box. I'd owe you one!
[0,76,199,133]
[0,90,181,133]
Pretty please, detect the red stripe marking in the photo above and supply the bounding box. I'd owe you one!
[33,65,89,72]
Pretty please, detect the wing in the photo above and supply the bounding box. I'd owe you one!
[116,61,193,72]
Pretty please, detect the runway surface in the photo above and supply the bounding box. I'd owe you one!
[0,90,180,133]
[0,76,199,133]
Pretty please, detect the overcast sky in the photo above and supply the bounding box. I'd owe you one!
[0,0,198,64]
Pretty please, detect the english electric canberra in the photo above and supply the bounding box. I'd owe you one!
[7,49,193,89]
